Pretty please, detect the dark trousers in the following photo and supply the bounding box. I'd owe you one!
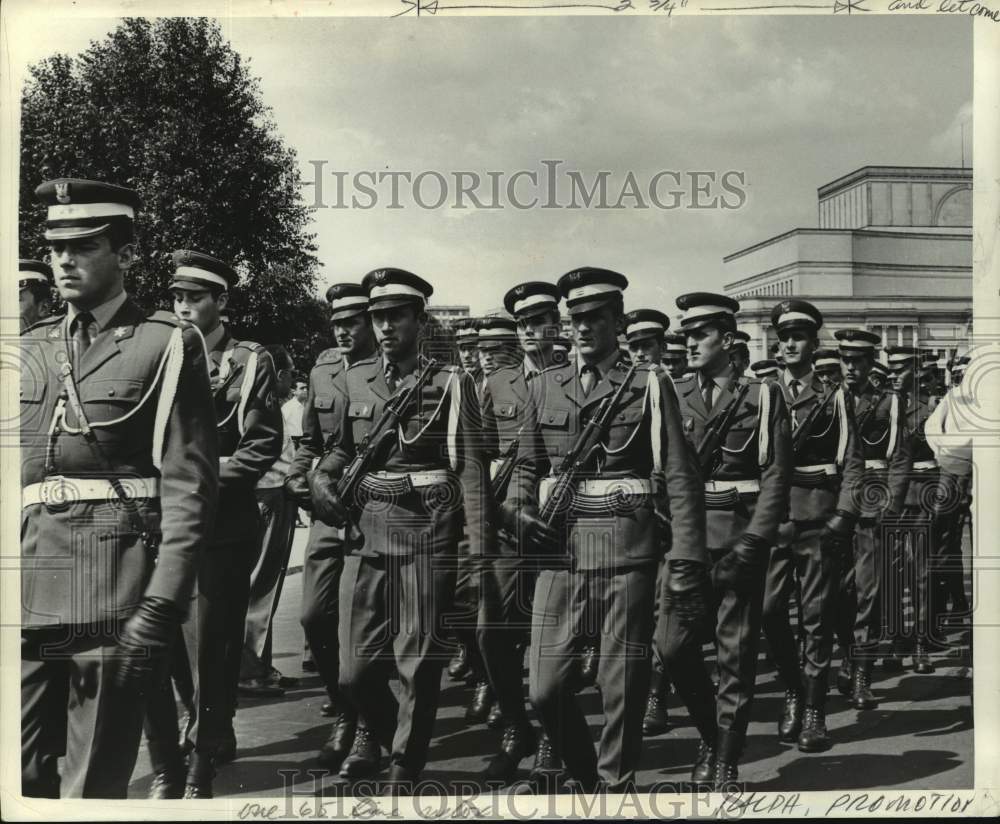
[338,552,456,775]
[528,565,655,791]
[299,521,347,706]
[762,526,840,702]
[452,536,487,680]
[22,627,146,798]
[658,548,766,741]
[836,520,881,663]
[881,509,948,646]
[476,555,535,725]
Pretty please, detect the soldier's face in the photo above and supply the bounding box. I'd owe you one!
[479,344,520,374]
[730,348,749,374]
[664,357,687,379]
[457,343,480,373]
[172,287,224,334]
[686,325,732,372]
[332,313,375,359]
[517,311,559,354]
[628,337,662,365]
[371,304,424,360]
[841,354,871,389]
[571,305,621,360]
[49,235,131,310]
[19,288,45,329]
[890,365,913,393]
[778,330,817,368]
[952,371,964,387]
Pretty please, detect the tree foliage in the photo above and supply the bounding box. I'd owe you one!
[19,17,331,369]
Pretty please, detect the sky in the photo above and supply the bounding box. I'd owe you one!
[8,12,973,315]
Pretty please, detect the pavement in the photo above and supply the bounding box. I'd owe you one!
[128,525,974,798]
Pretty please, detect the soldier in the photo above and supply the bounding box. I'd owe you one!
[285,283,381,776]
[761,300,863,754]
[144,250,282,798]
[869,361,889,392]
[21,179,219,798]
[833,329,911,710]
[814,348,843,387]
[19,259,54,332]
[622,309,674,737]
[661,333,689,380]
[730,330,751,376]
[508,267,706,792]
[659,293,791,786]
[309,268,495,792]
[751,359,780,381]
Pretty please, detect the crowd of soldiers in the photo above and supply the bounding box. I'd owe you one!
[18,177,973,800]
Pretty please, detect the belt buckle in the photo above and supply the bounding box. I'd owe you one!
[39,475,72,508]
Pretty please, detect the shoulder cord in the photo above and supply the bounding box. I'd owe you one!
[601,376,648,457]
[397,367,457,450]
[757,380,771,467]
[237,351,259,436]
[646,367,663,474]
[834,387,849,467]
[885,391,900,460]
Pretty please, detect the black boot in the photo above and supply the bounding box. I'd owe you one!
[339,723,384,779]
[579,645,598,689]
[882,641,904,672]
[797,677,831,752]
[466,680,494,724]
[711,730,743,791]
[486,700,505,731]
[642,671,670,736]
[448,645,471,681]
[380,763,417,796]
[482,722,537,786]
[851,662,878,710]
[317,710,357,769]
[183,751,215,799]
[690,739,716,784]
[836,658,854,697]
[147,741,185,800]
[527,732,564,793]
[777,688,803,743]
[214,725,237,765]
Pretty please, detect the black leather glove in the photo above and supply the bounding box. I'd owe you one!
[663,559,711,629]
[284,472,313,510]
[712,533,768,595]
[114,596,183,694]
[822,509,856,557]
[309,470,348,527]
[500,503,559,550]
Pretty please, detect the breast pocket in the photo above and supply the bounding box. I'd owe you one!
[20,374,48,433]
[722,405,757,454]
[348,400,376,442]
[539,407,571,456]
[605,403,645,451]
[80,378,145,425]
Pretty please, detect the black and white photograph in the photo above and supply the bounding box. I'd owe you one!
[1,0,997,818]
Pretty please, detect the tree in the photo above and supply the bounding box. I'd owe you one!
[19,17,327,366]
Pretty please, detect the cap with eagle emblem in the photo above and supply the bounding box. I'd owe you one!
[453,317,481,345]
[362,267,433,311]
[503,281,561,319]
[476,316,519,348]
[623,308,670,343]
[556,267,628,316]
[168,249,238,292]
[35,178,141,241]
[834,328,880,356]
[675,291,740,332]
[751,359,780,378]
[19,259,53,289]
[770,298,823,334]
[661,333,687,359]
[325,283,369,321]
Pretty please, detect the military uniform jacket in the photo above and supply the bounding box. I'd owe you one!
[319,356,496,558]
[20,299,219,628]
[674,369,791,551]
[508,354,706,571]
[851,382,911,519]
[779,374,864,523]
[210,330,283,543]
[901,390,957,513]
[288,347,346,479]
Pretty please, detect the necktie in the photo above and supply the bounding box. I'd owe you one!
[701,377,715,410]
[385,362,399,393]
[71,311,94,374]
[580,365,598,397]
[790,379,801,399]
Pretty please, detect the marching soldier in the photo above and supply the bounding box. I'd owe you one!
[833,329,911,710]
[661,333,688,379]
[19,259,54,332]
[309,268,496,792]
[21,179,219,798]
[868,361,889,392]
[144,250,283,798]
[508,268,706,792]
[658,293,791,786]
[752,359,780,381]
[285,283,380,776]
[622,309,674,737]
[730,330,751,376]
[814,348,843,387]
[761,300,863,754]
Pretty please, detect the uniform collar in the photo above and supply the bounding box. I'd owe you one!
[203,322,227,352]
[65,289,128,332]
[577,348,622,380]
[782,367,813,388]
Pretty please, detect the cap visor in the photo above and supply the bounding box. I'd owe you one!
[566,297,617,316]
[44,223,110,241]
[330,306,368,321]
[168,278,216,292]
[368,297,425,312]
[515,303,559,320]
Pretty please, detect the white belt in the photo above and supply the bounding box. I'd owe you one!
[367,470,453,488]
[704,479,760,494]
[538,476,652,505]
[794,463,838,475]
[864,459,887,470]
[913,460,939,471]
[23,476,160,508]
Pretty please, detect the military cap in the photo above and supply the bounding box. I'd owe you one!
[814,348,841,371]
[477,316,519,347]
[169,249,238,292]
[676,292,740,333]
[771,299,823,333]
[504,281,561,319]
[661,333,688,359]
[624,309,670,343]
[920,353,939,374]
[870,361,889,377]
[19,259,53,289]
[362,267,433,311]
[834,328,880,355]
[556,267,628,316]
[453,317,481,345]
[35,178,141,241]
[885,345,918,369]
[951,355,970,374]
[733,330,751,344]
[752,359,780,378]
[325,283,369,320]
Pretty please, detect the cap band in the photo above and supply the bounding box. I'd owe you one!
[48,202,135,221]
[173,266,229,290]
[368,283,426,303]
[19,271,49,285]
[627,320,666,337]
[566,283,622,303]
[478,324,518,341]
[816,357,841,368]
[887,353,915,365]
[513,293,557,315]
[682,304,734,323]
[776,311,816,326]
[455,329,479,341]
[330,295,368,314]
[838,339,875,351]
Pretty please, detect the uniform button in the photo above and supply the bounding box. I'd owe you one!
[107,389,116,396]
[548,414,556,422]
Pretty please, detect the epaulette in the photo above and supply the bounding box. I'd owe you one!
[314,347,343,366]
[20,314,62,336]
[147,309,180,327]
[347,354,379,371]
[673,371,696,383]
[540,359,572,375]
[234,340,264,353]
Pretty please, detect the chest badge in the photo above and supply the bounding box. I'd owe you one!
[684,417,695,433]
[113,326,128,338]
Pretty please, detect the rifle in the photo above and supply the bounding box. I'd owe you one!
[539,361,639,527]
[212,361,245,401]
[335,358,438,513]
[791,384,838,459]
[491,436,521,501]
[695,379,751,479]
[855,386,887,434]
